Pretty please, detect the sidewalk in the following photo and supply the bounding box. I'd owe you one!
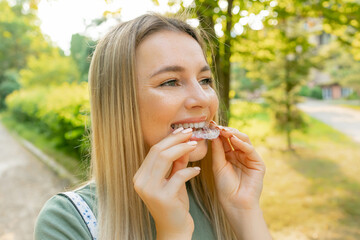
[298,99,360,143]
[0,122,69,240]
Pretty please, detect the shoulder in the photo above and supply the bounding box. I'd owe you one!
[73,181,97,217]
[34,182,97,240]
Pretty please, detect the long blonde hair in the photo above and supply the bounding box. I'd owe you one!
[88,13,236,239]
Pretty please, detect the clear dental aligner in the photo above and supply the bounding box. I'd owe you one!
[171,121,220,140]
[192,126,220,140]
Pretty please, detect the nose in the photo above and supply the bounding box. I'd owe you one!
[184,79,211,109]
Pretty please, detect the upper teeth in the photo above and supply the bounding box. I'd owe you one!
[172,121,206,129]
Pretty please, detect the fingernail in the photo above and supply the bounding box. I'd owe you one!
[210,120,217,125]
[172,127,184,134]
[187,141,197,146]
[182,128,193,134]
[193,167,201,171]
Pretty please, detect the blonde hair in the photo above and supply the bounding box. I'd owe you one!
[88,13,236,239]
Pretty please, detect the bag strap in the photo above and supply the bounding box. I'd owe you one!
[60,191,98,240]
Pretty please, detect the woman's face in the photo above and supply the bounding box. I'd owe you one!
[136,30,219,162]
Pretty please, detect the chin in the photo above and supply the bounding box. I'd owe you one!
[189,140,208,162]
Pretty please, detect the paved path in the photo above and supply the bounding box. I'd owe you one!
[298,100,360,143]
[0,122,69,240]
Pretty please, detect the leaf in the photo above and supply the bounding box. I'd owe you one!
[151,0,160,6]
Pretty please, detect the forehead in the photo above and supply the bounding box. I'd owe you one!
[135,30,207,78]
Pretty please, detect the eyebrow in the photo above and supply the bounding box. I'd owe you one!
[150,65,211,78]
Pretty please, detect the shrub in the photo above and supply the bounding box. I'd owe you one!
[345,91,360,100]
[5,82,90,159]
[299,85,323,99]
[0,70,21,110]
[299,85,311,97]
[309,86,323,99]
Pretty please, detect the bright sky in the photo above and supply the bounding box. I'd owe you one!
[37,0,269,54]
[37,0,175,54]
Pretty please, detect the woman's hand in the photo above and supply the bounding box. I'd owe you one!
[211,125,272,239]
[211,125,266,211]
[133,127,199,239]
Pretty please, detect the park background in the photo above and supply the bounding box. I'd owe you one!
[1,0,360,239]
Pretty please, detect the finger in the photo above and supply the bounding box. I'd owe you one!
[152,141,197,180]
[230,136,265,171]
[220,127,251,144]
[133,144,194,192]
[211,136,227,174]
[166,167,201,194]
[152,127,193,152]
[230,135,256,156]
[167,153,190,179]
[220,134,233,153]
[228,155,245,169]
[211,123,233,152]
[138,128,194,179]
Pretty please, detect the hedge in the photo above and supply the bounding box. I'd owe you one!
[5,82,90,159]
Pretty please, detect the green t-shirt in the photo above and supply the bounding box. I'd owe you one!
[34,182,216,240]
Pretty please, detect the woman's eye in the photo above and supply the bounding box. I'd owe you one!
[199,78,213,86]
[159,79,179,87]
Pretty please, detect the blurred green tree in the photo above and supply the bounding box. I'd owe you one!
[230,63,263,99]
[315,0,360,61]
[70,33,96,82]
[0,0,52,108]
[239,1,317,150]
[19,50,80,88]
[320,42,360,95]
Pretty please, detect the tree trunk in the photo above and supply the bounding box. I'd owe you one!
[196,1,233,125]
[286,126,292,151]
[220,0,233,125]
[285,59,293,151]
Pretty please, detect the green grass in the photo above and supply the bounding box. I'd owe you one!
[0,111,89,183]
[229,101,360,240]
[341,104,360,111]
[322,99,360,111]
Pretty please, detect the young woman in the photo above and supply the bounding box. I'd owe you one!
[35,13,272,240]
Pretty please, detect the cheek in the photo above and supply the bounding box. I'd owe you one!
[210,91,219,116]
[139,95,179,146]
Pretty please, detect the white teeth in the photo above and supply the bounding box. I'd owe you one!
[172,121,207,130]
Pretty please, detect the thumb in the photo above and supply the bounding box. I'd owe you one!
[211,137,227,174]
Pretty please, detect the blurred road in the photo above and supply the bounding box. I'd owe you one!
[0,122,68,240]
[298,99,360,143]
